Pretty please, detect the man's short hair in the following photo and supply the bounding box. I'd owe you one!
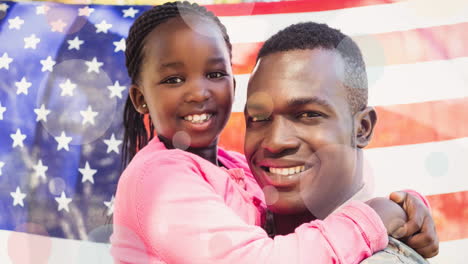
[257,22,368,113]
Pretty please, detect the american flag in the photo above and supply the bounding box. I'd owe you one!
[0,0,467,263]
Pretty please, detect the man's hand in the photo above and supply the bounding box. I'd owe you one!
[389,191,439,258]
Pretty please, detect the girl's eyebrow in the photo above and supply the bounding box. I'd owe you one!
[207,57,227,65]
[159,61,184,71]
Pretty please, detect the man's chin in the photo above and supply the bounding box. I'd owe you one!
[267,198,308,215]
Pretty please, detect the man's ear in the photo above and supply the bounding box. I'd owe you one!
[355,106,377,148]
[129,84,148,114]
[233,76,237,93]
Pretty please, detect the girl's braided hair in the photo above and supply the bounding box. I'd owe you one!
[121,1,232,168]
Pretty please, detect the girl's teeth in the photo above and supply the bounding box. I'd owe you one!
[268,166,305,176]
[184,113,212,123]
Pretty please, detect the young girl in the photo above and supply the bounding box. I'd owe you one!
[111,2,431,263]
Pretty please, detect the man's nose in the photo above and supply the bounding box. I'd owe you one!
[261,117,300,155]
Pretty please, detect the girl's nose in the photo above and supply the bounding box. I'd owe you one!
[184,79,211,103]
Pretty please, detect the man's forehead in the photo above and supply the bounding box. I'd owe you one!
[248,49,345,90]
[246,48,348,113]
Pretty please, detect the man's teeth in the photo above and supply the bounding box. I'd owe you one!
[269,166,305,176]
[184,113,212,123]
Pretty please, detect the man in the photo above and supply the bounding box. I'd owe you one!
[244,22,438,262]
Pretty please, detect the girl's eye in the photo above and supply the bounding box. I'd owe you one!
[162,77,183,84]
[207,72,225,79]
[298,112,323,119]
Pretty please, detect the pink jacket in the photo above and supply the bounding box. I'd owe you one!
[111,138,389,264]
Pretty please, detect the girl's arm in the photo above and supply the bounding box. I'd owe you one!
[111,154,389,264]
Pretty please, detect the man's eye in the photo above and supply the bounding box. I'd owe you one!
[207,72,225,79]
[162,77,183,84]
[298,112,322,118]
[249,115,270,122]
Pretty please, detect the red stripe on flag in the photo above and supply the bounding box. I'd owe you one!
[358,22,468,67]
[219,97,468,153]
[204,0,402,17]
[231,22,468,75]
[370,97,468,148]
[427,191,468,242]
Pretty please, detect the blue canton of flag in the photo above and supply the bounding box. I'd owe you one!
[0,0,147,242]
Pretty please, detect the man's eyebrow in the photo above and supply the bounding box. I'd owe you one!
[244,103,269,115]
[286,96,333,109]
[159,61,184,70]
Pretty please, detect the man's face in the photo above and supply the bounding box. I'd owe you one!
[244,49,366,218]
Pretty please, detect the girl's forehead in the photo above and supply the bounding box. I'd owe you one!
[142,18,228,63]
[147,15,223,43]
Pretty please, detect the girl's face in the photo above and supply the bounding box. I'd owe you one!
[130,16,234,148]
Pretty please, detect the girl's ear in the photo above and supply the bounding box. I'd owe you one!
[355,106,377,148]
[129,85,148,114]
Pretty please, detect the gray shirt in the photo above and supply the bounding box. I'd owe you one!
[361,237,429,264]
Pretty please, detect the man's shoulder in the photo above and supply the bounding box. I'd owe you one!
[361,237,428,264]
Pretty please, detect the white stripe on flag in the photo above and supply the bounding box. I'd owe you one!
[221,1,468,43]
[0,229,113,264]
[428,238,468,264]
[364,137,468,196]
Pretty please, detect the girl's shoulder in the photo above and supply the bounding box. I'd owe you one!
[123,141,202,178]
[218,148,250,170]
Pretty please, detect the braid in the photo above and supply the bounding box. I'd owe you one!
[121,1,232,167]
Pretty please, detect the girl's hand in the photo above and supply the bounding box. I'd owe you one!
[365,197,408,237]
[389,191,439,258]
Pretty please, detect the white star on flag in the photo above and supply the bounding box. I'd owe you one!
[10,186,26,207]
[78,6,94,17]
[103,133,122,154]
[95,20,112,34]
[104,195,115,216]
[0,53,13,70]
[24,34,41,49]
[59,79,77,96]
[85,57,103,73]
[10,128,26,148]
[15,77,32,95]
[67,36,84,50]
[54,131,73,151]
[80,105,98,125]
[8,16,24,30]
[0,161,4,176]
[55,191,72,212]
[108,81,126,99]
[79,161,97,184]
[33,159,48,180]
[0,102,6,120]
[50,19,67,33]
[36,5,50,15]
[34,104,51,122]
[0,3,9,12]
[122,7,139,18]
[113,38,126,52]
[40,56,56,72]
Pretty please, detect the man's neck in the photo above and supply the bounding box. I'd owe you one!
[272,211,316,235]
[272,182,368,235]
